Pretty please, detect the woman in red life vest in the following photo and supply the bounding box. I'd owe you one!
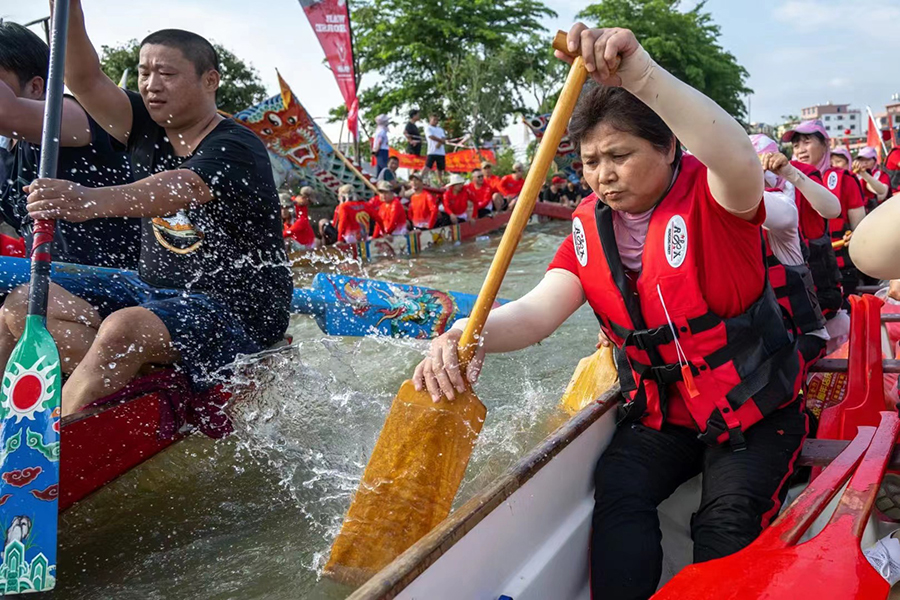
[854,146,892,210]
[439,174,472,226]
[407,173,439,230]
[752,136,832,368]
[372,181,409,237]
[413,24,806,600]
[783,120,866,302]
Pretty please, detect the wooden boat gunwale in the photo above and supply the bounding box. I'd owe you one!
[347,386,621,600]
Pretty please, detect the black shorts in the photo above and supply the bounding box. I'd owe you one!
[406,144,422,157]
[425,154,446,171]
[52,270,269,391]
[322,223,338,246]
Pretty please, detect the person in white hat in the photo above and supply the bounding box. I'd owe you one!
[372,114,391,175]
[437,173,472,226]
[853,146,891,210]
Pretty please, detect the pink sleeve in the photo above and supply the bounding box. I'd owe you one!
[548,234,579,274]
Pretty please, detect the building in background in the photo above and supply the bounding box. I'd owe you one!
[800,103,863,147]
[748,122,775,138]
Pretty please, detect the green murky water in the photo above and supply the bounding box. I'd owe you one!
[52,221,597,599]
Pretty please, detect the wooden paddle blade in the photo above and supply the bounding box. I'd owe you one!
[0,316,62,593]
[324,381,486,585]
[560,348,618,415]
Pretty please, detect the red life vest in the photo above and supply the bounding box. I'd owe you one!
[571,162,800,450]
[763,230,826,335]
[823,167,862,270]
[790,161,842,319]
[863,168,892,210]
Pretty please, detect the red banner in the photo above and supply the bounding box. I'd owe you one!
[299,0,359,138]
[378,148,496,173]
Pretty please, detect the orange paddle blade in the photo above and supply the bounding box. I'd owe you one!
[324,381,485,585]
[559,347,618,415]
[653,412,898,600]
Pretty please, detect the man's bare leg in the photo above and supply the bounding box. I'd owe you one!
[62,307,179,415]
[1,283,102,374]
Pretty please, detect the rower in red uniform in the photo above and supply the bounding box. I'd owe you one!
[439,174,472,226]
[853,146,892,210]
[466,168,498,218]
[331,184,372,244]
[415,24,806,600]
[283,194,316,249]
[407,174,439,230]
[497,163,525,209]
[372,181,408,237]
[783,120,866,305]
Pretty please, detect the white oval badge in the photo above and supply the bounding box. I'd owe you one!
[572,217,588,267]
[827,171,838,190]
[664,215,688,268]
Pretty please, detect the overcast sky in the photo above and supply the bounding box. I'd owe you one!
[3,0,898,152]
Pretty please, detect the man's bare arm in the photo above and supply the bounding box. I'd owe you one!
[56,0,133,144]
[0,81,90,146]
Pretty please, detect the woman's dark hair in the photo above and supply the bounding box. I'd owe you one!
[568,85,679,162]
[0,22,50,89]
[794,132,828,147]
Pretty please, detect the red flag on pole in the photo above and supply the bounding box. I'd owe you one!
[299,0,359,139]
[866,106,886,162]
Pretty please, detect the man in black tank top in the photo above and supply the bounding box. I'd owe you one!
[0,22,140,269]
[0,4,291,417]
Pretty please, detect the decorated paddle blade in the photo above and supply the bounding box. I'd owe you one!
[0,316,61,593]
[292,274,507,338]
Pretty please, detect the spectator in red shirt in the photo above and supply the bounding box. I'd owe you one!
[466,168,499,218]
[372,180,408,237]
[413,24,805,600]
[439,174,472,226]
[498,163,526,209]
[407,174,439,229]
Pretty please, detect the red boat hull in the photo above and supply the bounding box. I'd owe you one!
[59,392,185,511]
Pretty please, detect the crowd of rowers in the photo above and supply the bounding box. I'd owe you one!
[280,159,595,250]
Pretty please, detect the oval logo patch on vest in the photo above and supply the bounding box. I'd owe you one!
[827,171,838,190]
[572,217,588,266]
[664,215,688,268]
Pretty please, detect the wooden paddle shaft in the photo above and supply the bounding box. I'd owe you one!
[456,41,588,366]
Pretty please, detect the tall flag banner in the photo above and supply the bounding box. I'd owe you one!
[888,113,897,148]
[299,0,359,139]
[866,106,887,162]
[524,113,581,178]
[234,72,371,203]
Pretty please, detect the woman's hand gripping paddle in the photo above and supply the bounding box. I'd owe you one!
[0,0,69,593]
[654,411,899,600]
[323,31,592,586]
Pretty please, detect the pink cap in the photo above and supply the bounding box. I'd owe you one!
[831,148,852,165]
[781,119,829,143]
[750,134,779,155]
[857,146,878,160]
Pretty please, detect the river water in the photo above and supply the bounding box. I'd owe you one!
[52,221,599,599]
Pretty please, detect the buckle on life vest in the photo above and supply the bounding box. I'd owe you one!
[632,362,684,386]
[627,325,677,351]
[698,420,748,452]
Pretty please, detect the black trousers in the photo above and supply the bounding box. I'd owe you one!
[591,401,808,600]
